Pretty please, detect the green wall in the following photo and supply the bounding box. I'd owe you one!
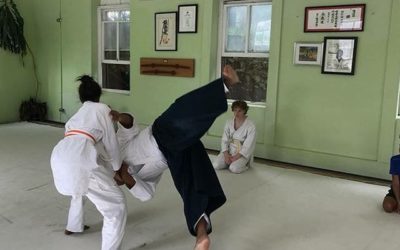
[4,0,400,179]
[23,0,93,123]
[0,1,36,123]
[0,50,35,123]
[262,0,400,179]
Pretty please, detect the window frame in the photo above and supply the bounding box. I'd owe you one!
[97,4,131,94]
[217,0,271,105]
[220,0,271,58]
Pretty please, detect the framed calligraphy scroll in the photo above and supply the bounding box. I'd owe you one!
[155,12,177,51]
[304,4,366,32]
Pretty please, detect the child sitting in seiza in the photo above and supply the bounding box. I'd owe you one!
[213,100,256,174]
[111,65,240,250]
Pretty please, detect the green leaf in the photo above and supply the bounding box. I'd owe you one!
[0,0,27,56]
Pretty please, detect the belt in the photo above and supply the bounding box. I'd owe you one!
[65,129,96,143]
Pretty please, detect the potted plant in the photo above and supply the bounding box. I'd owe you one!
[0,0,47,121]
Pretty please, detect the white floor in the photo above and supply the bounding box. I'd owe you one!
[0,122,399,250]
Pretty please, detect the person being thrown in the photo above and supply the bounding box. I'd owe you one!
[112,65,240,250]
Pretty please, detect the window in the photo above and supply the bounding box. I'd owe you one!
[219,0,271,103]
[98,6,130,92]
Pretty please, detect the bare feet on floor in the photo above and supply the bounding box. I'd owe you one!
[64,225,90,235]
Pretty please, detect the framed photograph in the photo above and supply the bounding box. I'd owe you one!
[304,4,366,32]
[321,37,358,75]
[155,12,177,51]
[178,4,198,33]
[293,42,323,65]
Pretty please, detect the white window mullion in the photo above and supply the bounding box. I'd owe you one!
[102,60,129,65]
[101,22,106,62]
[116,20,120,61]
[222,4,228,55]
[223,52,269,58]
[98,10,104,86]
[244,5,250,53]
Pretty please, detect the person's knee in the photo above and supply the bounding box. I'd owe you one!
[115,197,128,217]
[213,161,226,170]
[116,204,127,224]
[229,164,248,174]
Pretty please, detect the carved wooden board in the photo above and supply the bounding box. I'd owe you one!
[140,58,195,77]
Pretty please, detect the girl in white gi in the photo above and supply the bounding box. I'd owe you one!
[50,75,127,250]
[213,100,256,173]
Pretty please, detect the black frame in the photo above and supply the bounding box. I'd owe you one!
[304,4,366,32]
[155,11,178,51]
[321,37,358,75]
[178,4,198,33]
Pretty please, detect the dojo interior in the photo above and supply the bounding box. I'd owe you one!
[1,0,400,249]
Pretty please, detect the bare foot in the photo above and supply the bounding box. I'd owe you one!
[194,234,210,250]
[222,65,240,86]
[194,218,210,250]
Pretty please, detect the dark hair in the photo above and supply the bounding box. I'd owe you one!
[231,100,249,114]
[76,75,102,103]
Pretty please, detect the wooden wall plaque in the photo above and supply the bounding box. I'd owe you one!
[140,58,195,77]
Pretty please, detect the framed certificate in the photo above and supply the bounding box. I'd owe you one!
[304,4,366,32]
[178,4,198,33]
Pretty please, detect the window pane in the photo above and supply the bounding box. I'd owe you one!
[222,57,268,102]
[119,22,130,60]
[104,23,117,60]
[102,63,130,91]
[120,10,130,21]
[102,10,119,21]
[225,6,247,53]
[249,5,271,53]
[102,10,130,21]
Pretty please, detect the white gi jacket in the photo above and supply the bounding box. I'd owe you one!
[116,118,168,201]
[51,101,121,196]
[221,117,256,160]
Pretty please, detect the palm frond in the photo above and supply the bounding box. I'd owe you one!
[0,0,27,56]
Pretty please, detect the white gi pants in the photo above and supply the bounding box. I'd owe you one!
[66,170,127,250]
[213,153,250,174]
[66,195,86,232]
